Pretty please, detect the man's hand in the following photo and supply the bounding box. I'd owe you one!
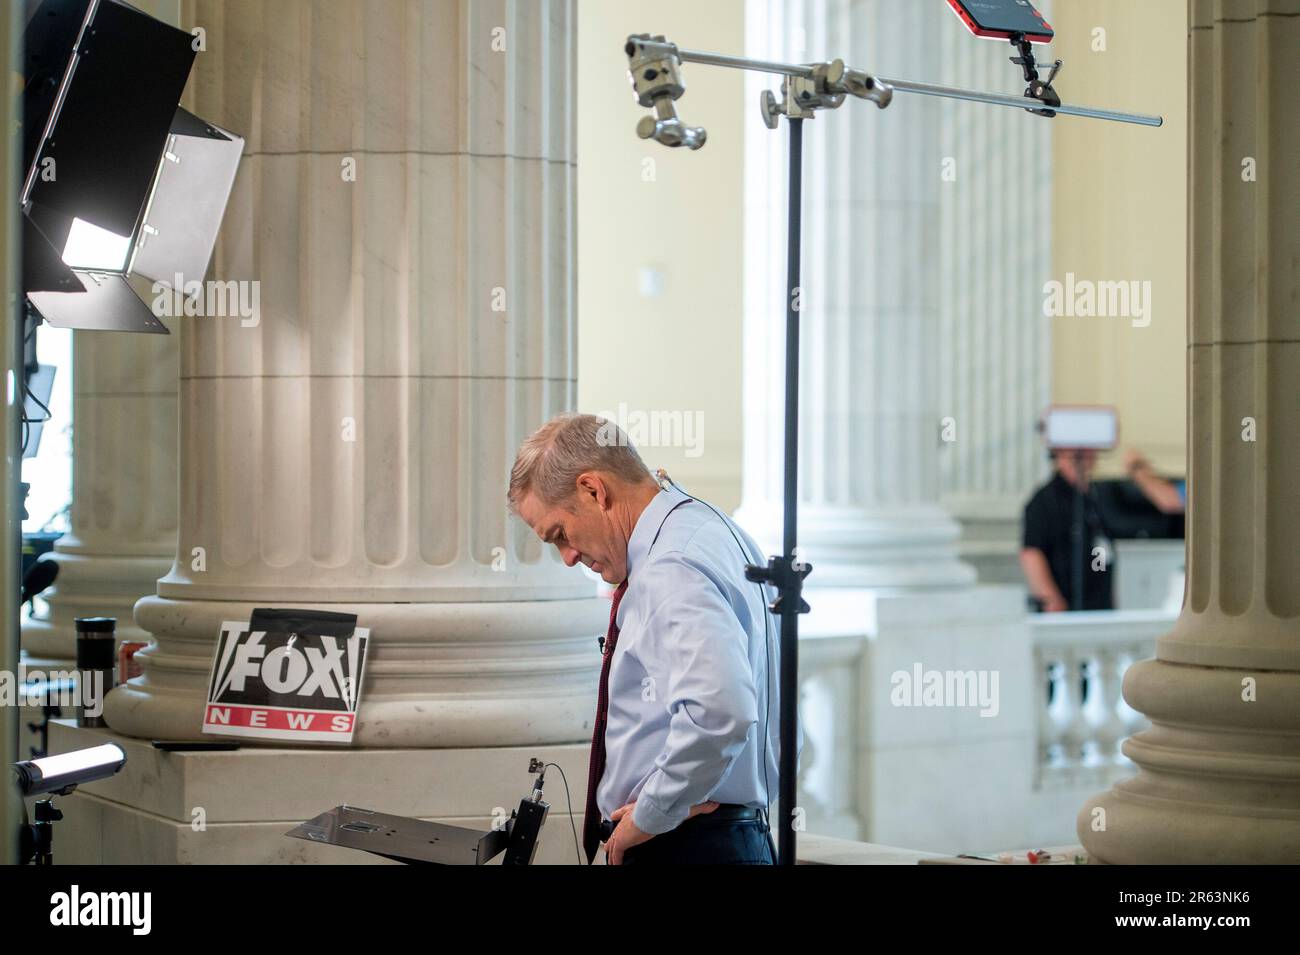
[604,800,720,865]
[1020,547,1069,613]
[1124,448,1150,478]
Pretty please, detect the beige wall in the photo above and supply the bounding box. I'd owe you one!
[576,0,746,508]
[1050,0,1188,477]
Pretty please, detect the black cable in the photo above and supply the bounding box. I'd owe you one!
[20,313,51,457]
[658,474,775,832]
[18,331,33,454]
[543,761,582,866]
[19,356,30,454]
[25,388,52,423]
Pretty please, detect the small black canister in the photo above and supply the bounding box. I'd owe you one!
[75,616,117,728]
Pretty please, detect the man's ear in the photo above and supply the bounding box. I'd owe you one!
[575,472,610,510]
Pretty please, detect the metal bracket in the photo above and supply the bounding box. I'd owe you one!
[1010,35,1062,117]
[760,58,891,129]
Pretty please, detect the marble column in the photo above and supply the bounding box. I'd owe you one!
[738,0,974,589]
[1079,0,1300,863]
[936,7,1052,585]
[105,0,605,747]
[21,330,177,663]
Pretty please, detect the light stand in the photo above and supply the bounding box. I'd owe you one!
[749,112,809,871]
[13,741,127,864]
[624,30,1161,866]
[1070,449,1086,611]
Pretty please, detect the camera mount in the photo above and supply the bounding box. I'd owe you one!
[626,35,707,149]
[1010,34,1063,117]
[759,58,894,128]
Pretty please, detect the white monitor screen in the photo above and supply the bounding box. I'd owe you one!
[1043,406,1118,450]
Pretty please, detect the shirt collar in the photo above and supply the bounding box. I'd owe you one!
[625,486,691,581]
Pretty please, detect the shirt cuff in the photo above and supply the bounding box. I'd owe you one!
[632,792,689,836]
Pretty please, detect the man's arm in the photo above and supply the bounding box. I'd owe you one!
[1125,450,1186,514]
[1022,493,1068,612]
[1020,547,1067,612]
[628,552,759,836]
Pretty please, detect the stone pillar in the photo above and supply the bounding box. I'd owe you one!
[1080,0,1300,863]
[936,9,1052,585]
[738,0,974,589]
[21,331,177,663]
[105,0,604,747]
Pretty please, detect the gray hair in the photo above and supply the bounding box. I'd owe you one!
[508,413,654,512]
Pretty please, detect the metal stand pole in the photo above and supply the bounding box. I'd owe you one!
[777,118,804,866]
[1,0,24,868]
[1070,450,1085,611]
[742,116,811,865]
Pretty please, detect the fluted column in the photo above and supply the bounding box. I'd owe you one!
[738,0,974,588]
[21,331,177,661]
[936,8,1052,584]
[105,0,605,746]
[1080,0,1300,863]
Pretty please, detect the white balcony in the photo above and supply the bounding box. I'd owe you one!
[796,593,1176,856]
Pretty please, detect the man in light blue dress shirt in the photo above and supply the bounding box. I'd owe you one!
[509,412,787,865]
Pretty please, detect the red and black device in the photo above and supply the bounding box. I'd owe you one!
[946,0,1054,44]
[948,0,1061,116]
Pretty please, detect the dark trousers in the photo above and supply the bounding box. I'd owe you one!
[620,807,775,866]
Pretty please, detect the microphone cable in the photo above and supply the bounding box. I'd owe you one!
[654,469,775,832]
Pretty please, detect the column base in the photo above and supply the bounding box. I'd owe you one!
[42,721,591,864]
[21,552,171,660]
[105,593,606,747]
[942,493,1027,586]
[1079,657,1300,864]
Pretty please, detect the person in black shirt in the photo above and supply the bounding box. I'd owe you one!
[1020,448,1115,611]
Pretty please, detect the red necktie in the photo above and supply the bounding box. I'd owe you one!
[582,579,629,864]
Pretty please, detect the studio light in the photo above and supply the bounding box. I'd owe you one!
[1042,405,1120,451]
[13,742,127,797]
[14,742,127,864]
[60,217,132,272]
[19,0,245,335]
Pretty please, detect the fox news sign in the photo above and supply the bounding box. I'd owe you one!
[203,620,369,743]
